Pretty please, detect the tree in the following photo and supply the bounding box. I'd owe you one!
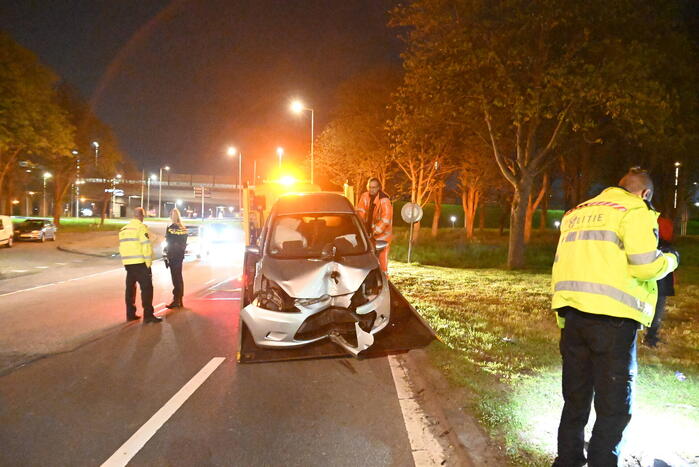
[314,67,401,202]
[0,32,74,208]
[391,0,691,268]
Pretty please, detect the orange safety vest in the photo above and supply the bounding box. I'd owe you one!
[355,191,393,242]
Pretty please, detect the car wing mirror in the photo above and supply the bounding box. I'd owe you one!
[375,240,388,252]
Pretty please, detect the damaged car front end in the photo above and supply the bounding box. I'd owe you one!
[241,193,390,356]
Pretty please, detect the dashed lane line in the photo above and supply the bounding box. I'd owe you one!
[11,269,28,273]
[35,266,49,269]
[101,357,226,467]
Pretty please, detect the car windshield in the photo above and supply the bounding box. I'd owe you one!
[268,214,368,258]
[23,220,43,229]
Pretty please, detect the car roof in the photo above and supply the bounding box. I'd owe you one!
[272,192,355,215]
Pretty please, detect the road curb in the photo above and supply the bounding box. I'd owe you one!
[56,245,119,258]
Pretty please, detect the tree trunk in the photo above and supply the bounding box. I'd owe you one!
[539,178,549,233]
[508,180,533,269]
[99,187,110,227]
[411,221,421,244]
[461,188,480,240]
[52,176,72,226]
[431,186,443,237]
[524,173,548,244]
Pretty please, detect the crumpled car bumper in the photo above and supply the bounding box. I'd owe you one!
[241,283,390,355]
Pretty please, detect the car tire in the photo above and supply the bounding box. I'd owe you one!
[5,237,12,248]
[51,233,57,242]
[40,234,45,243]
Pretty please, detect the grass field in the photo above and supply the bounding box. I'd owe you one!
[389,229,699,465]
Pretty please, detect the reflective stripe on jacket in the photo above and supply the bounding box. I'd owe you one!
[552,187,678,328]
[355,191,393,241]
[119,219,153,267]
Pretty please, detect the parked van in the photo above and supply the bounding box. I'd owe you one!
[0,215,13,248]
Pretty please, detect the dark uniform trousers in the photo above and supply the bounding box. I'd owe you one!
[168,255,184,302]
[125,263,155,318]
[554,308,638,467]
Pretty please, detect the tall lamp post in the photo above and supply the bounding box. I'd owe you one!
[112,174,122,218]
[289,99,315,184]
[158,165,170,218]
[674,161,681,209]
[146,174,157,216]
[92,141,99,165]
[276,146,284,169]
[42,172,52,217]
[227,146,243,212]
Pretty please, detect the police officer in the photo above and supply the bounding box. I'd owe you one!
[119,207,161,323]
[164,207,187,309]
[551,167,678,466]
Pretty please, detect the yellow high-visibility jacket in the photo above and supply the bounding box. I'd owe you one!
[552,187,678,327]
[119,219,153,267]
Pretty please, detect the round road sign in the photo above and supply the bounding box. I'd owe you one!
[401,203,423,224]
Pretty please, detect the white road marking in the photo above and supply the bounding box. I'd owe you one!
[35,266,49,269]
[101,357,226,467]
[55,262,68,265]
[205,278,218,285]
[204,297,240,301]
[0,267,123,298]
[11,269,28,273]
[388,355,447,466]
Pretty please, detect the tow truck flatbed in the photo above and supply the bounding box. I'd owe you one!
[237,282,437,364]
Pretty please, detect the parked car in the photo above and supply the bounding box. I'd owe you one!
[199,222,242,257]
[0,215,13,248]
[14,219,57,242]
[241,192,390,356]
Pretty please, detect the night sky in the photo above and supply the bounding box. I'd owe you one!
[0,0,402,179]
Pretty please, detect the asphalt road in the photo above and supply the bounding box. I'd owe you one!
[0,238,416,466]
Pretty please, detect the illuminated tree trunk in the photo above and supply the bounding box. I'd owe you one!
[524,173,548,244]
[431,185,443,237]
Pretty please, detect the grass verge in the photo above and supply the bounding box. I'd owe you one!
[389,231,699,465]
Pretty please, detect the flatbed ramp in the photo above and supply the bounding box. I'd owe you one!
[237,283,437,363]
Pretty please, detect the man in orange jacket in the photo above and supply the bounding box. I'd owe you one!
[356,177,393,274]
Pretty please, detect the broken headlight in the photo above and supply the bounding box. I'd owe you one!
[257,276,298,312]
[350,268,383,308]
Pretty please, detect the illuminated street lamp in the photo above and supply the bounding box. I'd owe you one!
[146,174,157,216]
[42,172,52,217]
[674,161,681,209]
[92,141,99,164]
[158,165,170,218]
[111,174,122,218]
[276,146,284,169]
[289,99,315,184]
[227,146,243,211]
[450,215,457,229]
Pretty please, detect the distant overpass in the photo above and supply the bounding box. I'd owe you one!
[80,173,243,219]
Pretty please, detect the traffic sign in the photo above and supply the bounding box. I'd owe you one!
[401,203,423,224]
[193,186,212,198]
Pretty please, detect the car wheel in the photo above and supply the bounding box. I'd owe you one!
[6,237,12,248]
[40,234,45,243]
[51,233,57,242]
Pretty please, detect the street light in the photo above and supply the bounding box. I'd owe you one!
[674,161,681,209]
[111,174,122,218]
[227,146,243,211]
[146,174,157,217]
[450,215,457,229]
[92,141,99,164]
[158,165,170,218]
[289,99,315,184]
[276,146,284,169]
[42,172,52,217]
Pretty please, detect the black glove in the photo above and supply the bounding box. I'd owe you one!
[659,246,679,264]
[164,257,170,269]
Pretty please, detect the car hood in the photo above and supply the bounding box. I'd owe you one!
[261,253,379,298]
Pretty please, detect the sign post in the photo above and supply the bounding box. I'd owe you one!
[401,203,423,263]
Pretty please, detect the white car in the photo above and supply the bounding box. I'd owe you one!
[241,192,390,356]
[0,215,13,248]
